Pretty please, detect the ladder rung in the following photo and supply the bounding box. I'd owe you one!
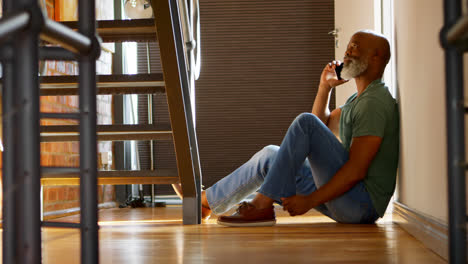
[41,169,179,185]
[42,166,80,175]
[42,221,80,229]
[447,15,468,44]
[60,19,157,43]
[40,112,80,119]
[39,74,165,96]
[39,46,76,61]
[40,124,172,142]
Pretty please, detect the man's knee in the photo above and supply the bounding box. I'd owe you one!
[252,145,279,163]
[293,112,321,129]
[248,145,279,177]
[259,145,279,157]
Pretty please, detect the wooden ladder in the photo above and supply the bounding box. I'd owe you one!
[40,0,202,225]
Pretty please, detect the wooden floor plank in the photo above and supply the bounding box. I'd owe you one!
[32,206,448,264]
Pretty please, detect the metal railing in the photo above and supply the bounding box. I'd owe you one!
[177,0,201,123]
[0,0,100,263]
[440,0,467,263]
[170,0,203,224]
[0,0,204,262]
[178,0,201,80]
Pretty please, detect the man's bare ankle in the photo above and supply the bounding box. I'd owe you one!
[172,183,183,199]
[251,194,274,209]
[201,191,210,209]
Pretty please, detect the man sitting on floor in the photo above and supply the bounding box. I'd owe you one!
[174,29,399,226]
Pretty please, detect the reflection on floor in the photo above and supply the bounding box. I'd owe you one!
[32,205,446,264]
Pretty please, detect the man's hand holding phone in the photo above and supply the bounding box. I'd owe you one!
[319,60,348,91]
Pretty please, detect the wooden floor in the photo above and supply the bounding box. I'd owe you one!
[6,205,446,264]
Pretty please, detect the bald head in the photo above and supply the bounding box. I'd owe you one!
[354,30,391,66]
[343,30,391,79]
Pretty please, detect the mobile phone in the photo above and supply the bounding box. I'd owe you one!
[335,63,344,80]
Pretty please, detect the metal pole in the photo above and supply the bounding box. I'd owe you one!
[149,92,155,204]
[146,42,156,205]
[41,18,92,54]
[2,56,17,264]
[168,0,202,224]
[1,2,17,261]
[39,46,77,61]
[0,11,30,40]
[447,15,468,44]
[442,0,466,263]
[14,1,42,263]
[78,0,99,263]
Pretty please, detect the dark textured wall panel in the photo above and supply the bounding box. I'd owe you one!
[136,1,334,192]
[196,0,335,187]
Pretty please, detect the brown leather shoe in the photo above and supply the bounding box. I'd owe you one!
[217,202,276,227]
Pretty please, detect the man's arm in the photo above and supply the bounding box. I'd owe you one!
[327,108,341,137]
[312,61,347,125]
[281,135,382,216]
[312,84,333,124]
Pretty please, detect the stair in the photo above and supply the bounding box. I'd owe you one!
[40,124,172,142]
[60,19,156,42]
[40,74,165,95]
[41,168,179,185]
[39,0,202,224]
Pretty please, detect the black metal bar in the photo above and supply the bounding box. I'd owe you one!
[41,167,80,175]
[39,46,77,61]
[2,51,17,264]
[112,0,126,204]
[42,221,81,229]
[0,42,13,61]
[1,2,17,262]
[442,0,467,263]
[447,15,468,44]
[40,112,80,119]
[78,0,99,263]
[14,1,42,263]
[168,0,202,224]
[41,18,92,54]
[0,11,30,41]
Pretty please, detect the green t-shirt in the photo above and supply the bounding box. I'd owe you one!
[339,79,399,217]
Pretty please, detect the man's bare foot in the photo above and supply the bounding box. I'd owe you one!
[171,183,212,220]
[172,183,183,199]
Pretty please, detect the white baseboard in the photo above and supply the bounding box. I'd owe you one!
[393,201,448,261]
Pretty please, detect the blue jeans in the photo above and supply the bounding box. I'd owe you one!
[206,113,379,224]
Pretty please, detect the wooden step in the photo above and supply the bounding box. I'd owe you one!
[41,168,179,185]
[40,112,80,120]
[42,222,81,228]
[40,124,172,142]
[40,74,165,96]
[60,19,156,42]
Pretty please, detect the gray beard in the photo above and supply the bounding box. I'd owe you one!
[341,57,368,79]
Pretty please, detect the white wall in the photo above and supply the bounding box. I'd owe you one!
[334,0,379,106]
[336,0,461,223]
[394,0,462,223]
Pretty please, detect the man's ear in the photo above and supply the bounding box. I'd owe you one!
[375,48,385,61]
[369,50,380,64]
